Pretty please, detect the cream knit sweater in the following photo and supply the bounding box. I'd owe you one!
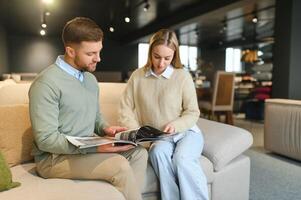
[119,67,200,132]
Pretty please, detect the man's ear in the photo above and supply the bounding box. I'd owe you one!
[65,46,75,58]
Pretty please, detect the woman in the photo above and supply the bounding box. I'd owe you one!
[119,29,208,200]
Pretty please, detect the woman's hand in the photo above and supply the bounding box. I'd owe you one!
[163,124,175,134]
[103,126,128,137]
[97,143,135,153]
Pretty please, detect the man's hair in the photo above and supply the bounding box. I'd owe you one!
[62,17,103,46]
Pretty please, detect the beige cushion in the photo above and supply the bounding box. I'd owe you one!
[198,118,253,171]
[0,105,33,167]
[98,83,126,125]
[1,163,125,200]
[0,83,31,105]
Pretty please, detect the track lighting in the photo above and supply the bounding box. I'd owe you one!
[143,2,150,11]
[40,29,46,36]
[109,26,115,32]
[252,16,258,23]
[124,17,130,23]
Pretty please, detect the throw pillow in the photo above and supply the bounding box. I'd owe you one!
[0,151,21,191]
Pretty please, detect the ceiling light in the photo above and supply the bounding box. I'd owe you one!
[45,11,51,16]
[42,0,53,4]
[143,2,150,12]
[109,26,115,32]
[40,29,46,36]
[124,17,130,23]
[41,23,47,28]
[252,16,258,23]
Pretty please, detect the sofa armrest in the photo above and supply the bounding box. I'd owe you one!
[197,118,253,171]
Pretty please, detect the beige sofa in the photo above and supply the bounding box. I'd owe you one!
[264,99,301,161]
[0,81,253,200]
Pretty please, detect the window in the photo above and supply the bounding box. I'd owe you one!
[138,43,198,70]
[138,43,149,68]
[225,48,242,72]
[179,45,198,71]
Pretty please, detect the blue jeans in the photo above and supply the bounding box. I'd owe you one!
[149,127,208,200]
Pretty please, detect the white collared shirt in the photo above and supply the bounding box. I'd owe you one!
[145,65,174,79]
[55,55,84,82]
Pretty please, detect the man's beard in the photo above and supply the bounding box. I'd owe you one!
[74,60,96,72]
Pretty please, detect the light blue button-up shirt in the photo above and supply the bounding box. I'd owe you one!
[55,55,84,82]
[145,65,174,79]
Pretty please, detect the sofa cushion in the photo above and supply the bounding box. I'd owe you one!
[98,83,126,125]
[142,154,214,195]
[198,118,253,171]
[2,163,125,200]
[0,105,33,167]
[0,83,31,105]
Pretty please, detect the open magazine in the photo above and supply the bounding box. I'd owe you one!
[65,126,168,149]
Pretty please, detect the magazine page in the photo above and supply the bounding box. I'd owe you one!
[114,129,139,141]
[115,126,170,143]
[65,135,136,149]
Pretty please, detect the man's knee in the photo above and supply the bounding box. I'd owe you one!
[113,155,132,172]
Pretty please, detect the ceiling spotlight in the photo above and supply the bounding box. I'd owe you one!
[40,29,46,36]
[45,11,51,16]
[124,17,130,23]
[252,16,258,23]
[42,0,53,5]
[41,23,47,28]
[143,2,150,12]
[109,26,115,32]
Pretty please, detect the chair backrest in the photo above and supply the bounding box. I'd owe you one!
[211,71,235,111]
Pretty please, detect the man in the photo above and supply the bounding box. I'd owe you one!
[29,17,147,200]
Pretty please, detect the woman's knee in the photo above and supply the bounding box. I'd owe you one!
[149,142,172,158]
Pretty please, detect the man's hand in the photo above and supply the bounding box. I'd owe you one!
[103,126,128,137]
[163,124,175,134]
[97,143,135,153]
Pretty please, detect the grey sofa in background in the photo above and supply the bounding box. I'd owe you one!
[265,99,301,161]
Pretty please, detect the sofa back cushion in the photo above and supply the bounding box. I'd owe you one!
[98,82,126,125]
[0,104,33,167]
[0,83,31,105]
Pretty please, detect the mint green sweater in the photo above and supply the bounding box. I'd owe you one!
[29,65,106,161]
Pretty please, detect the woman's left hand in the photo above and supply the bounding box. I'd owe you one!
[163,124,175,134]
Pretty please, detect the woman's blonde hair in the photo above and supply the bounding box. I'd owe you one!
[144,29,183,70]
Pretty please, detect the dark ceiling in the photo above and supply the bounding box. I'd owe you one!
[0,0,275,48]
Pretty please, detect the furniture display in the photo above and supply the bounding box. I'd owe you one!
[264,99,301,161]
[0,81,253,200]
[234,63,273,119]
[198,71,236,125]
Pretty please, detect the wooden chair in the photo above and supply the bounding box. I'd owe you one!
[198,71,235,125]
